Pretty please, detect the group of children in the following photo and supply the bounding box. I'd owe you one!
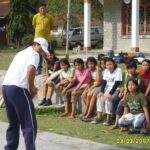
[38,52,150,134]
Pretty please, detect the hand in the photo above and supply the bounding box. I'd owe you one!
[105,93,112,100]
[61,88,67,96]
[63,79,69,84]
[30,86,38,98]
[119,92,124,98]
[55,84,60,90]
[72,89,77,95]
[87,87,92,93]
[97,92,104,98]
[45,77,51,85]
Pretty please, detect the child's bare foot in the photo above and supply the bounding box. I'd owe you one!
[69,114,75,118]
[120,127,128,132]
[79,113,86,118]
[84,115,92,119]
[61,112,69,117]
[111,125,118,130]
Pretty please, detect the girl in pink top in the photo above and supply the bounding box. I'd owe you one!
[70,58,92,118]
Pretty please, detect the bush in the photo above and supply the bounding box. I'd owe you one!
[22,34,34,46]
[51,35,64,49]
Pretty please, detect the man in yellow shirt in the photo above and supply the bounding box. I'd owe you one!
[32,3,54,74]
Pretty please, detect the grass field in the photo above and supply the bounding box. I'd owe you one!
[0,108,150,149]
[0,48,73,70]
[0,51,16,70]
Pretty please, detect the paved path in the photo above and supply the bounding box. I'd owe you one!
[0,121,131,150]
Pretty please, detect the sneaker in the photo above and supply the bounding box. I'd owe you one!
[38,98,46,106]
[43,99,52,106]
[128,127,140,134]
[140,128,148,135]
[103,120,112,126]
[91,118,101,124]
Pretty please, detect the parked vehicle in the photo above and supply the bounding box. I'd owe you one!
[62,26,103,49]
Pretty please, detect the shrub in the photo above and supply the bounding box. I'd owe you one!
[22,34,34,46]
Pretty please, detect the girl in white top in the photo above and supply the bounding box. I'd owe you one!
[55,58,75,117]
[93,58,122,125]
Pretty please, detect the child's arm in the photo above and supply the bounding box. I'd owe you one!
[137,79,142,88]
[119,87,124,98]
[55,78,64,89]
[123,106,129,115]
[45,61,49,77]
[123,95,129,114]
[143,106,150,130]
[70,74,77,83]
[89,67,102,90]
[145,81,150,97]
[74,70,90,91]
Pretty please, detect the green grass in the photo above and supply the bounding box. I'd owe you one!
[0,108,150,149]
[0,49,74,70]
[0,52,17,70]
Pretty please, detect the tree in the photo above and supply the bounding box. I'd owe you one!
[8,0,30,49]
[46,0,103,28]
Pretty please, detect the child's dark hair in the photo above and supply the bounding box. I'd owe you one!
[98,57,107,64]
[74,58,84,66]
[54,61,60,71]
[106,57,117,69]
[60,58,70,67]
[49,50,55,55]
[39,3,46,8]
[97,54,105,60]
[127,79,139,92]
[124,58,136,65]
[86,57,97,67]
[126,60,137,69]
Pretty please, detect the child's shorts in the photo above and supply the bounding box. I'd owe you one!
[87,88,96,97]
[116,100,124,116]
[95,86,102,95]
[51,75,60,85]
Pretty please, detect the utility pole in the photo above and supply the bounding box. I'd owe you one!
[66,0,71,59]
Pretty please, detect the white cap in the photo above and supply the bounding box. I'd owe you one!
[34,37,49,54]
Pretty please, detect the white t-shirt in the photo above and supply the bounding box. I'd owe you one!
[3,46,39,90]
[103,67,122,92]
[91,70,97,80]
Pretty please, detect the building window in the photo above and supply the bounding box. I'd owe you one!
[122,0,150,35]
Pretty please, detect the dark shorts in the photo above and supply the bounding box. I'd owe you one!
[116,100,124,116]
[63,82,77,89]
[51,75,60,85]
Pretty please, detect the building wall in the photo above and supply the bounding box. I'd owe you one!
[103,0,150,53]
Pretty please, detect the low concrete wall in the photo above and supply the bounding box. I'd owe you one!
[0,71,85,113]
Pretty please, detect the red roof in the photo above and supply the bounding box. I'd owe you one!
[0,0,9,17]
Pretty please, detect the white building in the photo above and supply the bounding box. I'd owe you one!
[84,0,150,53]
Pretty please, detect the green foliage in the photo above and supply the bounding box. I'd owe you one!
[47,0,103,27]
[8,0,31,48]
[22,34,34,46]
